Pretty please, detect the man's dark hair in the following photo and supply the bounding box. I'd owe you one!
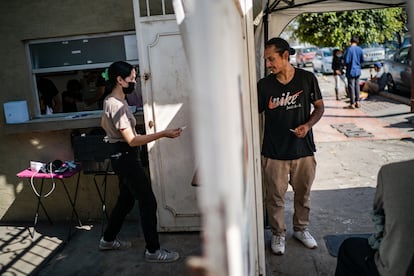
[351,35,359,44]
[265,37,295,55]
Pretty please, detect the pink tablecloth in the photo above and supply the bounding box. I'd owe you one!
[17,167,81,179]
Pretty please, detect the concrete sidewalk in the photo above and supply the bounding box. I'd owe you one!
[1,76,414,275]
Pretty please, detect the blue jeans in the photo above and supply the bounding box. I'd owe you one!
[334,74,347,91]
[103,144,160,252]
[347,76,360,105]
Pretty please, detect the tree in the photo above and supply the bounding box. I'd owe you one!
[294,8,407,49]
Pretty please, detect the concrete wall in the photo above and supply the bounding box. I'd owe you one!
[0,0,136,222]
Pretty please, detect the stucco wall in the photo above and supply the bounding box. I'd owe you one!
[0,0,136,222]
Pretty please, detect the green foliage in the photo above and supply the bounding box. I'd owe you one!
[294,8,407,49]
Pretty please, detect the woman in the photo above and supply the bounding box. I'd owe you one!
[99,61,182,263]
[37,77,62,114]
[331,49,348,100]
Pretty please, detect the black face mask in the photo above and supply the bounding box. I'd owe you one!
[122,82,135,94]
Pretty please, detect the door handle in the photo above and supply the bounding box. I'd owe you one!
[148,120,154,129]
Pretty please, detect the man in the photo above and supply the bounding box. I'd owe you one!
[344,35,364,109]
[361,62,387,95]
[257,37,324,255]
[335,159,414,276]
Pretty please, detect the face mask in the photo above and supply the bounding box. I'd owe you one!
[122,82,135,94]
[337,54,342,58]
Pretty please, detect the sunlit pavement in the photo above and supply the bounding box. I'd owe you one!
[313,68,413,142]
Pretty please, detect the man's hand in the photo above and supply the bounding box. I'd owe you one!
[291,124,310,138]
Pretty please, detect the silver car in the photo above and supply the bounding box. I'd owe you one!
[312,48,333,74]
[383,44,411,96]
[290,52,297,67]
[361,44,385,68]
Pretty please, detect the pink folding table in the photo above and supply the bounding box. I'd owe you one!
[17,166,82,240]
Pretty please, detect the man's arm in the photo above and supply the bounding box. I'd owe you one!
[373,166,385,212]
[309,99,324,127]
[344,49,350,65]
[257,82,265,113]
[367,164,385,250]
[293,99,324,138]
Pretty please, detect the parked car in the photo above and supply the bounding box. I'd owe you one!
[383,44,411,96]
[296,47,318,67]
[360,44,385,68]
[312,47,333,74]
[402,34,411,48]
[290,52,297,67]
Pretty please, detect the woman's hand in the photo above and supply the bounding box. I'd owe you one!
[122,127,182,147]
[163,128,182,138]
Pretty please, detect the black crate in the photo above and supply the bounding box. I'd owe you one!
[72,134,114,173]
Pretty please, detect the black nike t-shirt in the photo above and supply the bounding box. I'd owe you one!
[257,68,323,160]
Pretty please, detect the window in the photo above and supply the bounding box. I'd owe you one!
[26,32,141,116]
[138,0,174,16]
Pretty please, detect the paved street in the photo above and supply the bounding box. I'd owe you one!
[1,68,413,275]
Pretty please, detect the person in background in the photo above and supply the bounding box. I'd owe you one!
[37,77,62,114]
[83,72,109,109]
[332,49,348,100]
[335,159,414,276]
[344,35,364,109]
[84,69,143,110]
[99,61,182,263]
[257,37,324,255]
[361,62,387,95]
[62,79,83,113]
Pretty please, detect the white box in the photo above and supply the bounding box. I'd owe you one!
[30,161,45,172]
[3,101,29,124]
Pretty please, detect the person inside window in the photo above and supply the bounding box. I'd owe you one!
[83,71,109,110]
[62,79,83,113]
[37,77,62,114]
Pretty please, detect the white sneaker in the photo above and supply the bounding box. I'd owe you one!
[99,237,132,250]
[271,235,285,255]
[145,248,180,263]
[293,230,318,249]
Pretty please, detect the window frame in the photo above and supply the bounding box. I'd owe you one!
[25,31,139,118]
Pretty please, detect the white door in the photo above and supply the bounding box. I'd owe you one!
[132,1,200,231]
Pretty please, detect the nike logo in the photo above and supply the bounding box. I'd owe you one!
[268,90,303,109]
